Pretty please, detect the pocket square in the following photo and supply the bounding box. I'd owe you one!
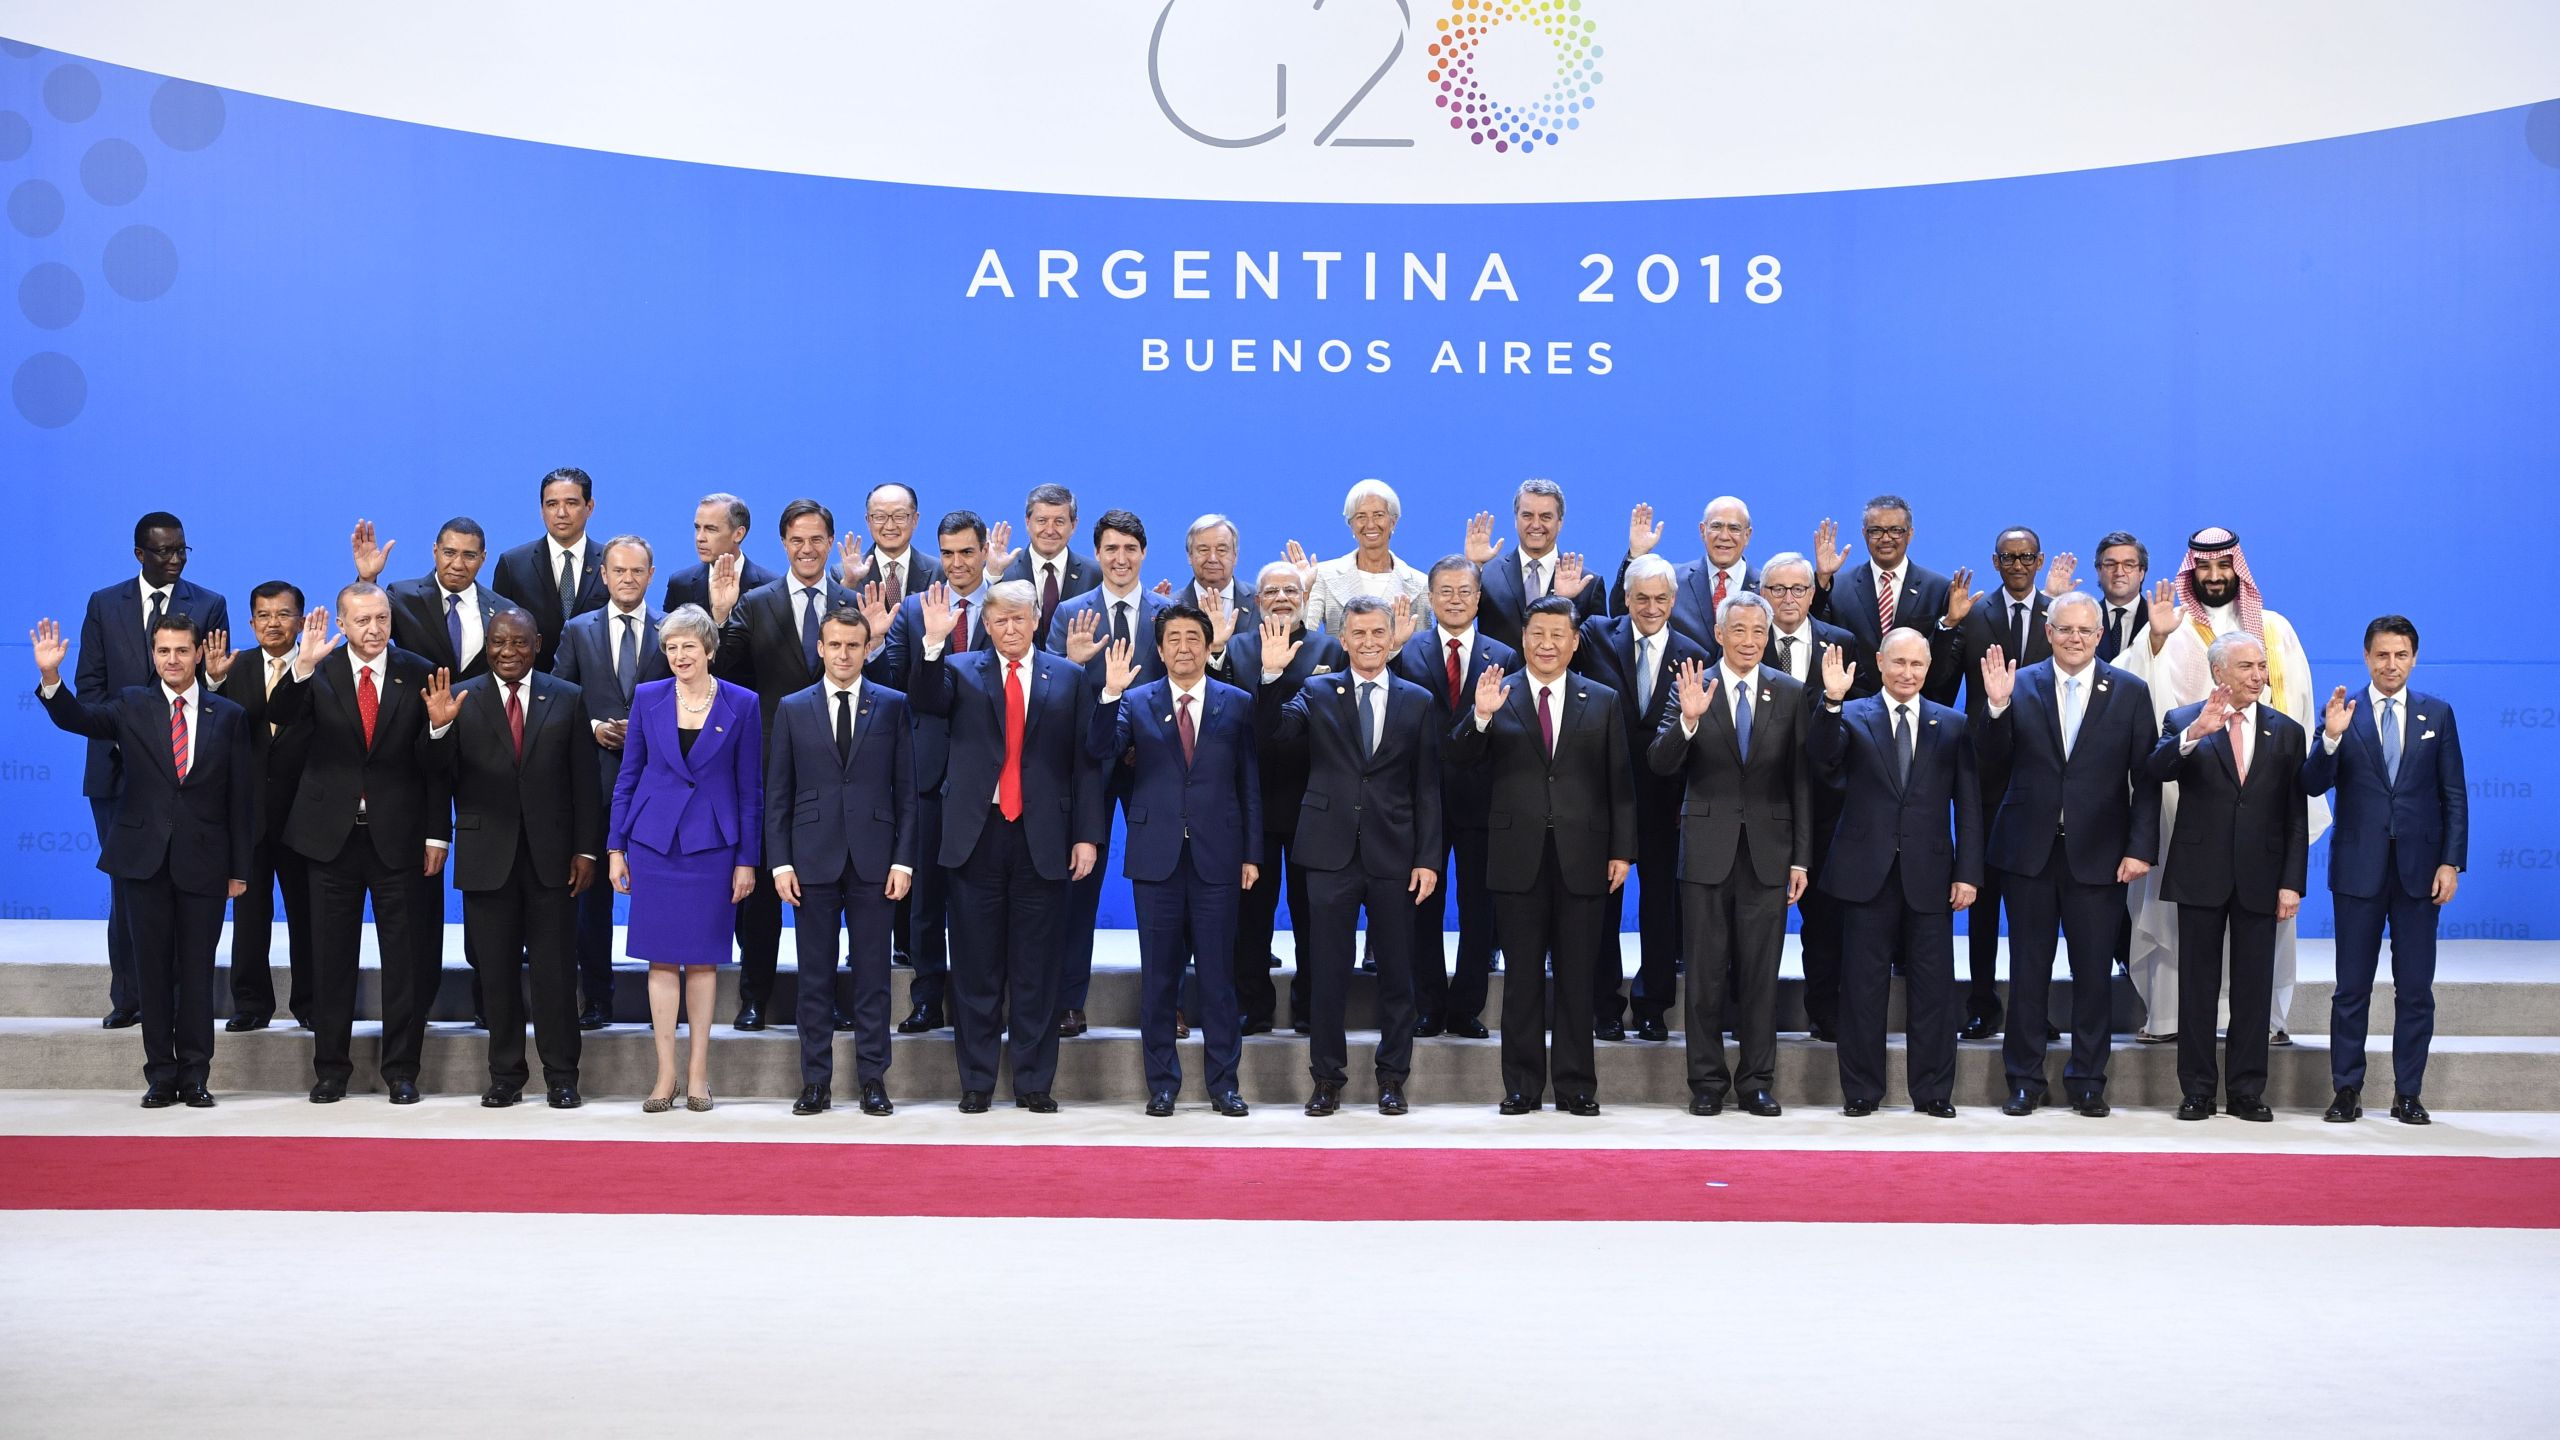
[2422,730,2437,740]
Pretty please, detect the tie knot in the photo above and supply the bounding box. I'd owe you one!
[1896,703,1908,719]
[446,593,459,610]
[172,695,184,711]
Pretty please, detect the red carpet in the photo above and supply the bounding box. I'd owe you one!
[6,1136,2556,1226]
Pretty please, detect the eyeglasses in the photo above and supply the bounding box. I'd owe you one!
[1992,553,2041,567]
[1703,521,1749,536]
[1430,588,1477,603]
[2095,559,2144,572]
[1863,525,1909,540]
[139,544,192,560]
[866,509,915,525]
[2048,624,2100,639]
[1759,583,1813,598]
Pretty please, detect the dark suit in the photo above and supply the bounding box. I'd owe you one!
[1217,624,1346,1030]
[909,643,1105,1097]
[716,574,859,1012]
[768,680,918,1090]
[1002,547,1100,644]
[1813,561,1960,705]
[1477,553,1607,651]
[2147,702,2310,1105]
[215,649,315,1022]
[41,681,254,1090]
[2301,689,2467,1099]
[1444,676,1636,1103]
[383,575,501,1013]
[2095,597,2151,664]
[76,576,230,1015]
[1950,591,2053,1023]
[1257,668,1442,1088]
[1809,693,1982,1106]
[266,648,452,1089]
[1170,578,1257,634]
[1048,586,1174,1016]
[661,554,779,616]
[1763,618,1873,1036]
[862,587,996,1017]
[1649,667,1815,1103]
[1089,677,1261,1097]
[491,536,609,672]
[1395,627,1518,1026]
[1611,557,1755,653]
[552,604,670,1009]
[1978,659,2159,1103]
[862,548,942,601]
[436,672,603,1091]
[1573,616,1709,1027]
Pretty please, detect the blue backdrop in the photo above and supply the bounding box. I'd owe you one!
[5,40,2556,936]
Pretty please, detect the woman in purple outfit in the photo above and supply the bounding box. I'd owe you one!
[608,604,761,1111]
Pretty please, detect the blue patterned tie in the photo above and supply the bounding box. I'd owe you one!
[1733,676,1753,763]
[799,586,822,673]
[1358,681,1379,762]
[444,591,463,662]
[1893,703,1912,787]
[615,614,637,703]
[2379,697,2401,784]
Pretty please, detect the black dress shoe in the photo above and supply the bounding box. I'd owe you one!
[890,947,912,969]
[1240,1019,1274,1037]
[1742,1089,1782,1117]
[734,1004,766,1031]
[2002,1087,2040,1117]
[793,1084,831,1115]
[2390,1093,2431,1125]
[1958,1014,2000,1042]
[2045,1024,2062,1045]
[140,1084,178,1109]
[1413,1015,1445,1038]
[959,1090,991,1113]
[1291,1017,1311,1035]
[833,1008,857,1033]
[1305,1082,1342,1117]
[2175,1096,2215,1121]
[1595,1021,1626,1042]
[177,1083,215,1108]
[1211,1090,1248,1117]
[225,1013,271,1033]
[470,1012,488,1030]
[546,1086,582,1109]
[1843,1098,1878,1117]
[577,1003,610,1031]
[1916,1099,1957,1119]
[1446,1017,1490,1040]
[103,1007,141,1029]
[387,1079,421,1105]
[480,1083,523,1108]
[1055,1009,1087,1038]
[859,1081,893,1116]
[1377,1085,1408,1116]
[1561,1095,1600,1117]
[1144,1091,1176,1118]
[896,1002,943,1034]
[309,1078,346,1104]
[1499,1093,1537,1115]
[1807,1021,1836,1043]
[2323,1087,2362,1123]
[2227,1097,2274,1123]
[1635,1018,1671,1043]
[1016,1091,1059,1113]
[2072,1096,2112,1118]
[1689,1094,1724,1117]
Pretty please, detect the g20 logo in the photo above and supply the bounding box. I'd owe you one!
[1149,0,1603,155]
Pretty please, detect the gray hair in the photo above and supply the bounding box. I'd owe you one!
[1514,477,1566,517]
[1186,514,1239,548]
[602,533,653,567]
[334,579,387,614]
[1340,594,1395,625]
[660,603,720,657]
[1622,554,1677,592]
[1715,591,1775,632]
[1877,627,1932,661]
[2048,590,2102,628]
[1426,553,1482,589]
[1704,494,1752,524]
[696,493,750,533]
[983,578,1039,615]
[1254,559,1301,591]
[1760,550,1814,585]
[2206,631,2264,678]
[1342,478,1402,524]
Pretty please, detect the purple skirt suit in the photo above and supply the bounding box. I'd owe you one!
[608,678,763,966]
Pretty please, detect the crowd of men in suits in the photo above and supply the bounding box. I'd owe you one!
[33,475,2468,1125]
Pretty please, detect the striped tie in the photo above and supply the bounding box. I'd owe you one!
[1876,569,1897,633]
[169,694,189,781]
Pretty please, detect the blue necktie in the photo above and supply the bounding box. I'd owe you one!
[1358,680,1379,762]
[799,586,822,673]
[444,592,463,662]
[2379,697,2401,784]
[1892,702,1912,787]
[615,614,638,703]
[1733,677,1753,763]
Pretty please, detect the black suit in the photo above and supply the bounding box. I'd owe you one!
[266,648,452,1089]
[1171,578,1258,635]
[1812,561,1960,705]
[491,536,609,672]
[40,681,254,1090]
[1611,557,1754,654]
[215,649,316,1022]
[383,576,501,1015]
[1476,553,1606,651]
[1809,693,1982,1107]
[1443,676,1636,1103]
[1648,667,1815,1103]
[1571,616,1707,1026]
[1763,617,1874,1036]
[2094,596,2151,664]
[661,554,780,616]
[551,604,671,1009]
[1979,659,2160,1104]
[862,587,996,1017]
[436,672,603,1091]
[2147,703,2310,1106]
[1950,590,2053,1024]
[1394,628,1518,1026]
[1217,623,1345,1030]
[1257,668,1442,1089]
[1002,547,1100,646]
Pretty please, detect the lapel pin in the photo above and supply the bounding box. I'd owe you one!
[2415,713,2427,722]
[2096,680,2110,692]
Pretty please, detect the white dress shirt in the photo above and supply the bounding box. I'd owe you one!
[1768,620,1816,682]
[2324,683,2412,757]
[2179,698,2259,774]
[1517,549,1560,598]
[1347,667,1390,754]
[873,546,914,593]
[1097,581,1144,643]
[440,584,486,672]
[136,574,173,630]
[773,675,912,878]
[1436,625,1477,686]
[1677,663,1764,738]
[1476,672,1567,752]
[546,536,585,600]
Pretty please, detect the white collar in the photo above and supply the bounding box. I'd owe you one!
[1032,549,1068,572]
[1871,557,1908,587]
[1884,693,1920,712]
[1437,625,1475,649]
[825,674,862,704]
[2369,683,2407,710]
[2054,656,2097,683]
[439,581,476,603]
[1773,618,1813,641]
[1168,674,1208,708]
[138,575,172,602]
[791,574,828,594]
[1721,662,1758,693]
[1100,581,1143,604]
[349,649,386,675]
[608,600,647,622]
[873,545,911,566]
[159,678,200,709]
[1525,670,1568,698]
[1348,666,1389,686]
[547,535,584,563]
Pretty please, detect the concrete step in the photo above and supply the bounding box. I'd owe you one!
[5,1015,2554,1112]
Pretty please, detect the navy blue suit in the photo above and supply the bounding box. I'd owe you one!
[2300,688,2467,1098]
[1216,623,1346,1030]
[1088,677,1262,1098]
[1769,617,1873,1037]
[1573,615,1709,1026]
[660,553,779,617]
[1610,557,1755,654]
[768,680,918,1090]
[1394,627,1518,1027]
[1810,693,1981,1107]
[863,586,994,1016]
[1977,659,2159,1103]
[491,535,610,672]
[1813,561,1960,705]
[552,604,670,1010]
[41,680,254,1090]
[1476,553,1607,651]
[1003,546,1100,644]
[1048,586,1174,1015]
[75,576,230,1016]
[910,642,1105,1097]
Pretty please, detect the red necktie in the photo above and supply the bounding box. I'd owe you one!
[1446,637,1462,706]
[1176,693,1196,766]
[506,682,525,760]
[999,659,1025,821]
[1876,569,1897,633]
[1040,565,1062,636]
[1537,684,1554,760]
[953,599,971,653]
[1712,569,1729,612]
[356,663,379,749]
[169,695,189,781]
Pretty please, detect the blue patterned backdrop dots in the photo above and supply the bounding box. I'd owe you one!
[11,350,84,428]
[78,137,145,205]
[17,259,80,328]
[8,176,61,236]
[39,62,97,122]
[149,79,225,151]
[100,224,177,301]
[0,108,30,161]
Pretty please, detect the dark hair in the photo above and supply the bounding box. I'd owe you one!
[1523,595,1580,628]
[148,612,203,644]
[133,511,184,547]
[1863,494,1913,522]
[1094,508,1147,551]
[819,604,872,641]
[778,498,835,538]
[486,605,539,639]
[436,516,487,548]
[2363,614,2420,653]
[869,481,920,512]
[1024,483,1077,519]
[1155,602,1210,645]
[539,466,593,503]
[2096,530,2149,569]
[1427,553,1482,588]
[249,579,306,612]
[1996,526,2041,553]
[937,510,988,547]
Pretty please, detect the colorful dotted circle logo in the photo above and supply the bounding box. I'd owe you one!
[1427,0,1602,156]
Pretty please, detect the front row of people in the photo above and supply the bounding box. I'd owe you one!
[31,583,2464,1124]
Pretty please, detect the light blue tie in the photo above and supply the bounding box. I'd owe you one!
[2060,675,2083,759]
[1634,635,1653,714]
[1733,677,1753,763]
[1358,681,1379,762]
[2379,697,2401,783]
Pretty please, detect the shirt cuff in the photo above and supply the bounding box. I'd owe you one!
[38,680,61,699]
[1680,717,1699,739]
[1099,689,1123,705]
[1987,700,2010,719]
[770,864,794,877]
[576,853,597,862]
[922,641,945,661]
[428,722,453,740]
[1473,711,1492,731]
[2178,735,2201,755]
[891,864,914,878]
[425,839,448,851]
[2321,732,2341,754]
